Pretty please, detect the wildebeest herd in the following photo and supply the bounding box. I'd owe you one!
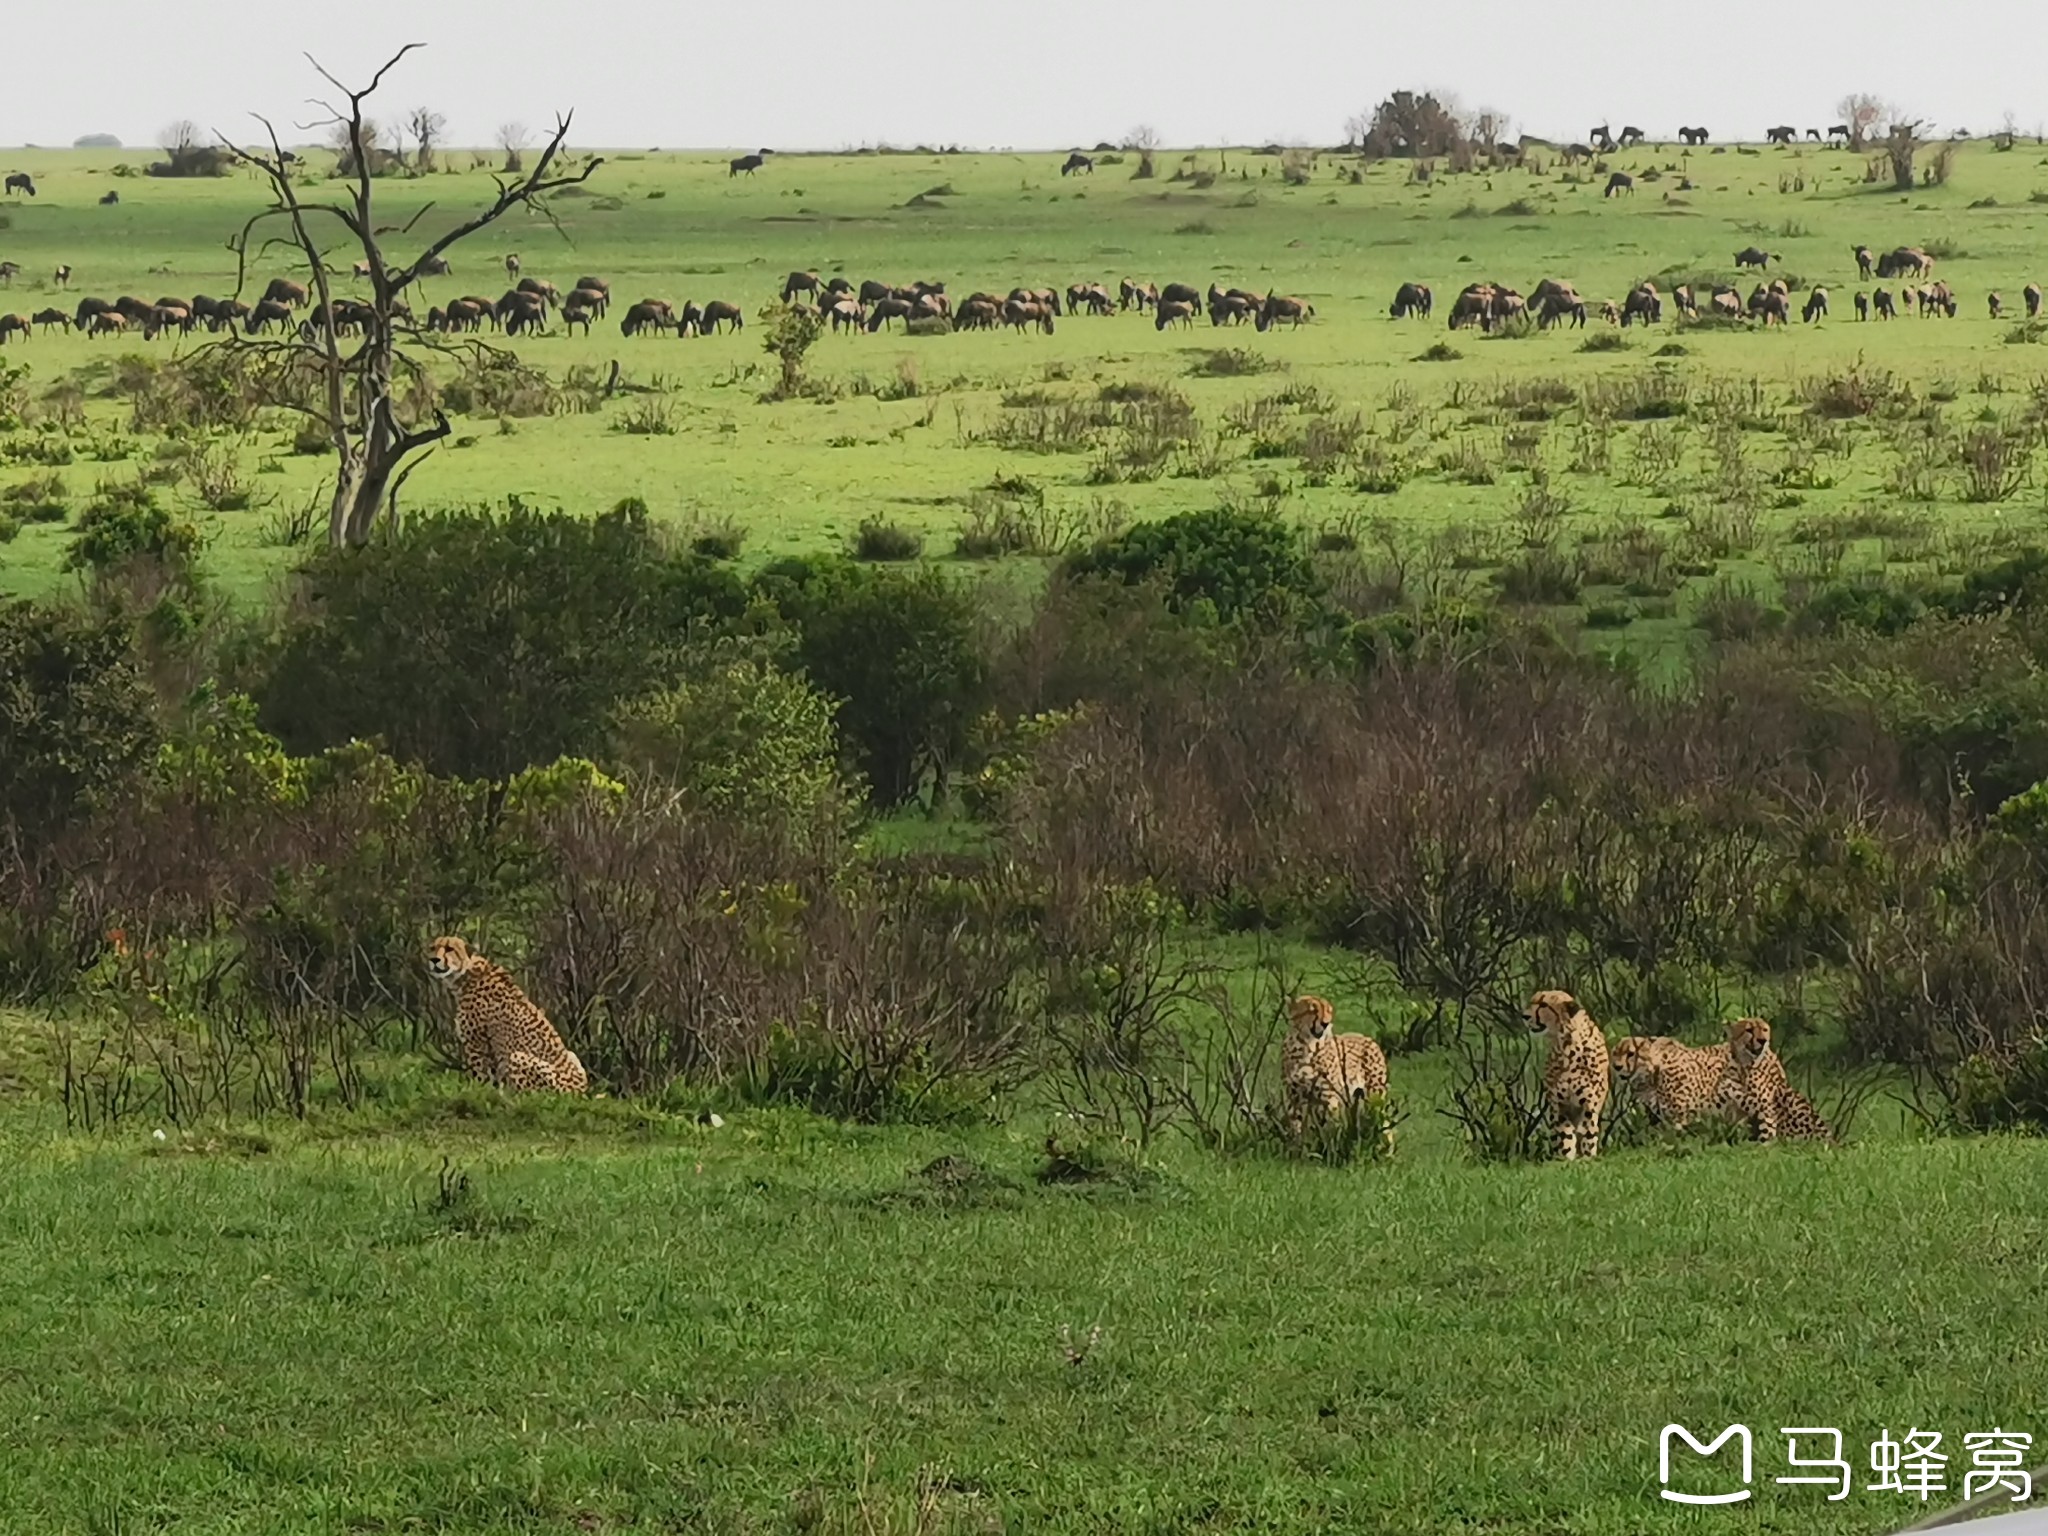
[766,270,1316,336]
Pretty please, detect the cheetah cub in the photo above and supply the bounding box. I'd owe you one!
[425,935,589,1095]
[1610,1035,1734,1130]
[1726,1017,1833,1143]
[1528,989,1609,1159]
[1281,995,1389,1134]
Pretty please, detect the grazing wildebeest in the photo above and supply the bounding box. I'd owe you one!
[562,297,596,335]
[572,275,608,299]
[1854,291,1870,321]
[1208,294,1253,326]
[1538,291,1587,328]
[418,254,452,276]
[1671,284,1697,319]
[516,276,559,305]
[866,297,914,332]
[1872,289,1896,319]
[113,295,155,324]
[1734,247,1774,270]
[0,262,19,289]
[698,300,743,333]
[1389,281,1432,319]
[1876,246,1933,279]
[1805,128,1823,142]
[1621,282,1662,326]
[1003,298,1056,334]
[1153,298,1195,331]
[455,294,503,330]
[1989,292,2004,320]
[1060,152,1093,176]
[88,311,129,337]
[729,153,765,177]
[782,271,821,303]
[32,307,69,333]
[1159,282,1201,310]
[1678,127,1709,146]
[1448,282,1497,329]
[53,265,71,289]
[2028,282,2044,319]
[1827,124,1851,143]
[1708,287,1742,319]
[825,297,865,332]
[1802,287,1829,323]
[1766,125,1796,146]
[1119,278,1157,312]
[568,286,609,319]
[619,301,672,336]
[99,190,118,205]
[1590,125,1615,153]
[262,278,310,308]
[4,173,34,197]
[1854,245,1874,280]
[1603,172,1633,198]
[0,313,28,344]
[1618,126,1644,147]
[1069,282,1114,315]
[1008,286,1062,315]
[1255,293,1313,330]
[955,297,999,331]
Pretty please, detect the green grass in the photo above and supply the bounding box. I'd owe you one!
[1,140,2046,610]
[0,1089,2039,1534]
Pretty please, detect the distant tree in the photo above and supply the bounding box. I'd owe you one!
[497,121,533,173]
[404,106,447,173]
[1343,111,1372,152]
[218,46,602,547]
[1122,124,1161,152]
[1878,116,1924,191]
[1362,91,1466,159]
[1836,93,1891,151]
[152,119,228,178]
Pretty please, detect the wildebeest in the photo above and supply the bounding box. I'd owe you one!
[88,311,129,337]
[1068,282,1114,315]
[1618,126,1644,147]
[1765,126,1796,146]
[1621,282,1662,326]
[53,265,71,289]
[955,297,999,331]
[620,301,672,336]
[1538,290,1587,328]
[568,285,609,319]
[99,190,118,205]
[1004,298,1056,334]
[1256,293,1313,330]
[1678,127,1709,146]
[1989,292,2004,320]
[1671,284,1697,319]
[1872,289,1896,319]
[1209,294,1253,326]
[1875,246,1933,280]
[1119,278,1157,312]
[1802,287,1829,324]
[698,300,743,333]
[866,297,914,332]
[1060,152,1093,177]
[4,173,34,197]
[1603,173,1633,198]
[504,254,521,280]
[1708,287,1742,319]
[2028,282,2044,319]
[241,299,289,334]
[1590,125,1615,153]
[0,313,28,344]
[1154,299,1195,331]
[32,307,69,333]
[1854,291,1870,321]
[1734,247,1774,270]
[781,270,822,303]
[825,297,865,332]
[1159,282,1200,310]
[562,297,596,335]
[1449,282,1497,329]
[418,254,452,276]
[729,153,765,178]
[1827,124,1851,143]
[1389,282,1432,319]
[0,262,17,287]
[516,276,559,305]
[263,278,310,308]
[1854,245,1874,280]
[1008,286,1062,316]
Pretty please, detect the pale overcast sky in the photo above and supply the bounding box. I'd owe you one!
[3,0,2036,152]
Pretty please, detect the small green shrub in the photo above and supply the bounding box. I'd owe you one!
[851,517,923,562]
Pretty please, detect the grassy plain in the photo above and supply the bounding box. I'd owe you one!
[7,140,2048,1535]
[4,138,2048,617]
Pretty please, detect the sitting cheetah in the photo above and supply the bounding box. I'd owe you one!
[1529,989,1609,1159]
[1281,995,1389,1133]
[1611,1035,1734,1129]
[425,935,588,1095]
[1725,1017,1832,1143]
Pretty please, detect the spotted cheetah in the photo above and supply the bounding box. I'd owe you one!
[425,936,588,1095]
[1529,989,1609,1159]
[1281,995,1389,1133]
[1726,1017,1832,1142]
[1610,1035,1734,1129]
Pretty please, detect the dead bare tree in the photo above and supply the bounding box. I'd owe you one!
[218,45,601,547]
[405,106,446,174]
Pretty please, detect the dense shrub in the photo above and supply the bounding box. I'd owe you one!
[258,502,747,780]
[0,601,159,842]
[1063,504,1322,630]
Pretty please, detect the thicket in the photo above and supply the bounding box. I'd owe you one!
[10,499,2048,1149]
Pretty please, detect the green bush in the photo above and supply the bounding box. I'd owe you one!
[1062,504,1321,630]
[258,501,748,781]
[851,517,923,561]
[65,482,200,575]
[0,601,158,842]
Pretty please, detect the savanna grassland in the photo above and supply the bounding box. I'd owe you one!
[10,133,2048,1536]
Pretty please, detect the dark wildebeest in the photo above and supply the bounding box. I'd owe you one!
[32,307,69,334]
[505,254,521,281]
[1618,126,1645,147]
[1989,292,2004,320]
[1708,287,1742,319]
[955,298,999,331]
[1671,285,1697,319]
[866,297,914,332]
[1153,299,1195,331]
[1734,247,1774,270]
[0,314,28,344]
[99,190,118,205]
[1003,298,1055,334]
[1448,283,1496,330]
[1159,282,1200,310]
[4,173,34,197]
[1538,291,1588,329]
[562,297,596,335]
[857,279,895,306]
[1603,172,1634,198]
[263,278,310,308]
[1872,289,1896,320]
[1827,124,1851,143]
[72,296,114,329]
[825,297,864,332]
[88,311,129,338]
[515,276,559,305]
[698,300,743,333]
[676,302,704,336]
[244,299,294,334]
[729,153,765,178]
[568,286,609,319]
[0,262,16,286]
[1060,152,1093,176]
[1765,125,1796,146]
[1678,127,1709,146]
[1854,245,1874,280]
[573,275,609,299]
[1621,283,1662,326]
[418,254,452,276]
[1802,287,1829,324]
[1805,128,1823,142]
[1389,282,1432,319]
[1854,291,1870,321]
[113,295,156,324]
[781,271,821,303]
[53,265,71,289]
[1590,125,1615,153]
[2028,283,2044,319]
[1208,295,1253,326]
[1875,246,1933,280]
[1119,278,1156,311]
[619,301,672,337]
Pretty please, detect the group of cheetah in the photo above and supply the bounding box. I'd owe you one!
[1280,987,1831,1159]
[1529,988,1833,1160]
[420,937,1836,1163]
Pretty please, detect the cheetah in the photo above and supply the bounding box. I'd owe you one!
[1281,995,1389,1133]
[424,935,588,1095]
[1725,1017,1832,1143]
[1610,1035,1734,1129]
[1529,989,1609,1159]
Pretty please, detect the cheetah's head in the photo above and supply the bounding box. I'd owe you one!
[1527,989,1578,1035]
[1728,1016,1772,1067]
[1610,1036,1650,1081]
[424,935,477,986]
[1287,995,1335,1040]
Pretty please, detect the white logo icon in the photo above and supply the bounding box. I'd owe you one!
[1660,1423,1755,1505]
